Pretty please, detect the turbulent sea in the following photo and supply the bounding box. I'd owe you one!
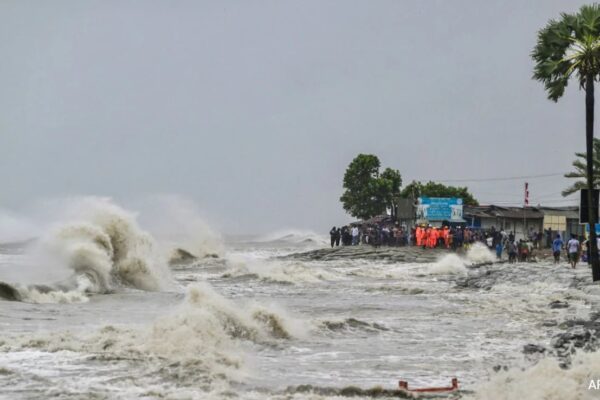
[1,200,600,399]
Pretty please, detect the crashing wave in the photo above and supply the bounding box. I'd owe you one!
[427,243,495,276]
[428,254,468,275]
[222,258,339,284]
[319,318,389,333]
[168,247,220,266]
[0,283,300,386]
[136,194,225,261]
[0,199,172,303]
[255,230,329,246]
[466,242,496,264]
[467,350,600,400]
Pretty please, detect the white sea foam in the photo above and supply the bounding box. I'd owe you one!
[428,253,468,275]
[14,275,94,304]
[5,198,173,303]
[1,283,301,386]
[466,242,496,264]
[469,351,600,400]
[224,257,339,284]
[426,242,494,276]
[256,229,328,246]
[135,195,225,259]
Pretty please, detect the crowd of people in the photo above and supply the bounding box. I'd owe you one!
[329,223,504,251]
[328,223,592,267]
[549,232,600,269]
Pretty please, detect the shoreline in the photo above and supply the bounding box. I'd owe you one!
[281,245,449,263]
[282,244,571,264]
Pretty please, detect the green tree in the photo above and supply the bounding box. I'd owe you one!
[340,154,402,220]
[532,4,600,281]
[400,180,479,206]
[380,167,403,217]
[562,137,600,196]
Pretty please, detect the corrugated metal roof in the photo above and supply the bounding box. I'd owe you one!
[464,205,544,219]
[537,206,579,219]
[465,205,580,220]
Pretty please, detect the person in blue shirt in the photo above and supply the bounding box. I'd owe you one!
[552,234,564,264]
[495,242,503,260]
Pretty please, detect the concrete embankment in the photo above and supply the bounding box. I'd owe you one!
[282,245,458,263]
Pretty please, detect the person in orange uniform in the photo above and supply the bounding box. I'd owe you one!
[428,227,438,248]
[442,226,450,248]
[416,226,422,246]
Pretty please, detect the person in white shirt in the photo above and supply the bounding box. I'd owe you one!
[567,235,581,269]
[351,226,359,246]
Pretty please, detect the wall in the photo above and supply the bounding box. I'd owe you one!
[474,217,543,240]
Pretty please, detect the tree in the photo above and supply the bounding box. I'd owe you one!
[381,168,403,218]
[562,137,600,196]
[532,4,600,281]
[400,180,479,206]
[340,154,402,220]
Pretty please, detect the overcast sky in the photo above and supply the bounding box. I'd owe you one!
[0,0,593,234]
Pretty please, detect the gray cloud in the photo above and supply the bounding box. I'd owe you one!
[0,0,590,234]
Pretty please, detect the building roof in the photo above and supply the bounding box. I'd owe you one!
[464,205,544,219]
[537,206,579,219]
[465,205,580,220]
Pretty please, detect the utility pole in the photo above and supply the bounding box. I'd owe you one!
[523,182,529,240]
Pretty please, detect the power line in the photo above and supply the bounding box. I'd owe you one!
[430,173,564,183]
[479,198,578,205]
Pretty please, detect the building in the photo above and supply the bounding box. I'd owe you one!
[463,205,581,241]
[355,203,583,243]
[463,205,543,239]
[538,206,583,240]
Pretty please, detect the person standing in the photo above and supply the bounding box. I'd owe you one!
[329,226,337,248]
[545,228,553,248]
[507,240,517,263]
[552,234,564,264]
[567,235,581,269]
[495,242,503,260]
[428,227,438,249]
[341,226,349,246]
[518,239,529,262]
[443,226,450,249]
[351,225,359,246]
[335,227,341,247]
[455,227,464,249]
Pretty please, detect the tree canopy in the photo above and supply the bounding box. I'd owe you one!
[563,137,600,196]
[339,154,402,220]
[400,180,479,206]
[532,4,600,102]
[533,4,600,282]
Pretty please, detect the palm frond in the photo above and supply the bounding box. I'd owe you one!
[563,137,600,197]
[562,181,589,197]
[532,4,600,101]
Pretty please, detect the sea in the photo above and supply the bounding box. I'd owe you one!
[1,199,599,399]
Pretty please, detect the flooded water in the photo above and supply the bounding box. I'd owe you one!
[0,203,599,399]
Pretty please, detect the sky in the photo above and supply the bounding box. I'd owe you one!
[0,0,594,235]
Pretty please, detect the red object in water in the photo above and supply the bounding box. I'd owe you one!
[398,378,458,393]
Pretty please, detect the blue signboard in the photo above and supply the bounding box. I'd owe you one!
[416,197,463,221]
[584,223,600,234]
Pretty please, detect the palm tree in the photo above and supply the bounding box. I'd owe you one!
[532,4,600,281]
[562,137,600,196]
